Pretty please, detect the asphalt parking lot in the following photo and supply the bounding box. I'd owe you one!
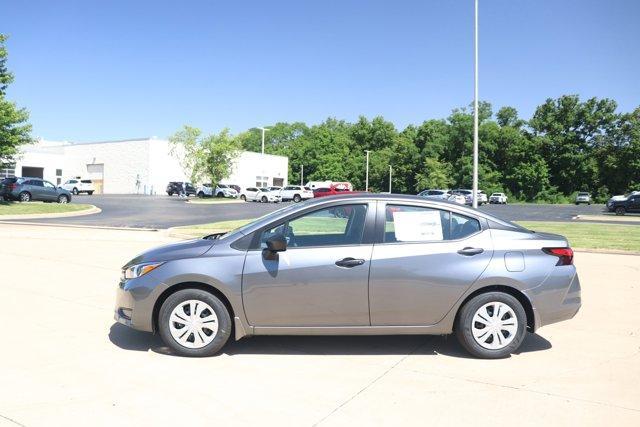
[1,223,639,426]
[1,194,623,229]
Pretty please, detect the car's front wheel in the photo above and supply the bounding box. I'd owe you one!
[240,194,246,201]
[261,196,268,203]
[19,191,31,202]
[158,289,232,357]
[57,195,69,204]
[455,292,527,359]
[293,194,301,203]
[615,207,626,215]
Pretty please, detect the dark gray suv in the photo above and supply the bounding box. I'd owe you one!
[1,177,72,203]
[115,194,581,359]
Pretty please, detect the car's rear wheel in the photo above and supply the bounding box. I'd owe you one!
[158,289,232,357]
[197,191,204,198]
[261,196,268,203]
[240,194,246,201]
[293,194,301,203]
[216,192,224,198]
[19,191,31,202]
[72,187,79,195]
[615,207,626,215]
[455,292,527,359]
[167,191,173,196]
[57,195,69,204]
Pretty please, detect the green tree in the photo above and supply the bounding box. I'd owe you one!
[0,34,32,165]
[169,126,240,184]
[414,157,453,191]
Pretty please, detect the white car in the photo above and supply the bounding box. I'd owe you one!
[239,187,260,202]
[197,184,238,198]
[62,179,95,195]
[253,188,281,203]
[418,189,451,200]
[489,192,508,204]
[447,194,466,205]
[477,190,488,204]
[280,185,314,202]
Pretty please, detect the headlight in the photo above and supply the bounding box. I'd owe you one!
[122,262,164,280]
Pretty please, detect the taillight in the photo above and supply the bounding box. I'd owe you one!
[543,247,574,266]
[7,183,16,190]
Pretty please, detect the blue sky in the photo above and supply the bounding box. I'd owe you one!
[3,0,639,141]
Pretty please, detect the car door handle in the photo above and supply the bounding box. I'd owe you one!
[457,247,484,256]
[335,257,366,268]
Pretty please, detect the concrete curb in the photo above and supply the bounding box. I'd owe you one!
[0,205,101,220]
[574,248,640,256]
[0,221,159,232]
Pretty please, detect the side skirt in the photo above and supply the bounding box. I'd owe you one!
[252,324,453,336]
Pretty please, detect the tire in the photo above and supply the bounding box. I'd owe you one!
[57,195,69,204]
[455,291,527,359]
[293,194,301,203]
[216,192,224,198]
[88,191,94,195]
[615,207,626,216]
[72,187,79,195]
[240,194,246,201]
[261,196,268,203]
[167,191,173,196]
[197,191,205,198]
[158,289,232,357]
[19,192,31,202]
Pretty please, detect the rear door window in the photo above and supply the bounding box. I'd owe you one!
[384,205,481,242]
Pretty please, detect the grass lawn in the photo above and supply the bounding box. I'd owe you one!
[516,221,640,252]
[0,201,93,215]
[177,218,640,253]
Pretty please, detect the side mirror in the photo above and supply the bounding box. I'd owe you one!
[265,234,287,252]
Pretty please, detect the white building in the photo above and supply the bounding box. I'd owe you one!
[5,137,288,194]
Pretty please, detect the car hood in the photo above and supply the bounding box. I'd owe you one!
[123,238,215,267]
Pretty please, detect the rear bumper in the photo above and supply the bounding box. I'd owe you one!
[524,268,581,331]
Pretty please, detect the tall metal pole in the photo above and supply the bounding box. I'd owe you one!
[300,164,304,186]
[365,150,371,192]
[389,165,392,193]
[258,127,269,155]
[472,0,479,209]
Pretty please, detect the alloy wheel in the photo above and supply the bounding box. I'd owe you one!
[471,301,518,350]
[168,300,219,349]
[58,195,68,204]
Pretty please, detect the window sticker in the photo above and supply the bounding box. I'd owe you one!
[392,210,443,242]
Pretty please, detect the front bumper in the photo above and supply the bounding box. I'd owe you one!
[114,276,168,332]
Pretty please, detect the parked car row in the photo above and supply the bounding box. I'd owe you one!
[1,177,73,203]
[418,189,493,206]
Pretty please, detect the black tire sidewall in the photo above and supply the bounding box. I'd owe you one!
[158,289,232,357]
[240,195,246,201]
[456,292,527,359]
[293,194,301,202]
[57,195,68,203]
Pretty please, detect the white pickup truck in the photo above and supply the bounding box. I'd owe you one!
[62,179,95,195]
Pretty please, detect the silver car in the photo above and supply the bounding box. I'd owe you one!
[115,194,581,359]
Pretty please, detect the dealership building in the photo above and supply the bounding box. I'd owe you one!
[3,137,289,194]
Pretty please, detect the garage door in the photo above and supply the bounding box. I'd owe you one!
[86,163,104,194]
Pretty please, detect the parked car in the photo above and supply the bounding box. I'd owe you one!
[489,193,508,204]
[452,189,473,205]
[166,182,196,196]
[447,194,467,205]
[575,192,591,205]
[607,193,640,215]
[477,190,488,204]
[417,189,451,200]
[196,184,238,198]
[1,177,72,203]
[609,190,640,202]
[239,187,260,202]
[228,184,241,193]
[254,188,282,203]
[313,187,352,198]
[61,178,95,195]
[280,185,314,202]
[115,193,581,359]
[306,181,353,191]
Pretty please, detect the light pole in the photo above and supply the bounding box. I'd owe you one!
[364,150,371,192]
[472,0,479,208]
[389,165,392,193]
[258,127,269,155]
[300,164,304,186]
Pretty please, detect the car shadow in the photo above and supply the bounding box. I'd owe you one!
[109,323,551,358]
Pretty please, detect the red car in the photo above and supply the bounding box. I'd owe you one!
[312,186,354,198]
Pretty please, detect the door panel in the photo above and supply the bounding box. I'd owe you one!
[242,245,373,326]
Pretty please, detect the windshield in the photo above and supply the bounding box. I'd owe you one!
[218,203,301,239]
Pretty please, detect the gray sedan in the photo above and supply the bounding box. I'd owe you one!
[115,194,581,359]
